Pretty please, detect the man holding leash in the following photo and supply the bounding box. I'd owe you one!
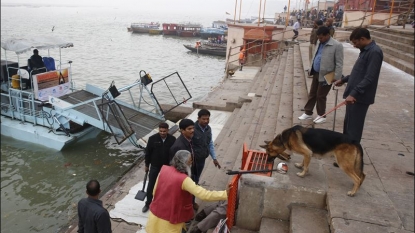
[333,27,383,144]
[142,122,176,213]
[298,26,343,124]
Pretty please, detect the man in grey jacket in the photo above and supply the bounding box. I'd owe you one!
[299,26,343,124]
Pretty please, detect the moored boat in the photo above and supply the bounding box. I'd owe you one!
[200,27,227,40]
[162,23,178,35]
[149,29,163,35]
[1,36,192,150]
[130,22,160,33]
[183,44,226,57]
[176,23,202,37]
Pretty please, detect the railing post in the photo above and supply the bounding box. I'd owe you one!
[224,46,233,79]
[403,0,414,29]
[388,0,396,27]
[370,0,377,25]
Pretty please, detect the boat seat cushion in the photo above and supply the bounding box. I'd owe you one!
[42,57,56,71]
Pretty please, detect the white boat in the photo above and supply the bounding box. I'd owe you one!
[1,36,192,150]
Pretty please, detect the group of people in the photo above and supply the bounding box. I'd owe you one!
[77,109,227,233]
[299,25,383,151]
[76,26,384,233]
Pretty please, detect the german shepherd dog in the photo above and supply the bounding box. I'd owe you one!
[260,125,365,196]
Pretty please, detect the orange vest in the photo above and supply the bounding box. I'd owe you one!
[239,50,245,59]
[150,165,194,224]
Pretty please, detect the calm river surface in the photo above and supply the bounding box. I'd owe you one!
[1,4,226,232]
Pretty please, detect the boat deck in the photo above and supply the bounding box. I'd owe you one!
[59,90,162,140]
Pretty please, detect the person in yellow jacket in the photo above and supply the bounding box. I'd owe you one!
[145,150,229,233]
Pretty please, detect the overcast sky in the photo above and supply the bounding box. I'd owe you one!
[2,0,320,16]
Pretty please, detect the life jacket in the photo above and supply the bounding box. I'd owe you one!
[239,50,245,60]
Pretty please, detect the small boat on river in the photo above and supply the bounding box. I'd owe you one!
[183,44,226,57]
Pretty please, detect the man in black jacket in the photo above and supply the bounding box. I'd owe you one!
[333,27,383,144]
[169,119,195,162]
[142,122,176,213]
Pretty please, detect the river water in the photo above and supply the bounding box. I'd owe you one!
[1,4,226,233]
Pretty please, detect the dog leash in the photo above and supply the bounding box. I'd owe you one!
[318,100,346,119]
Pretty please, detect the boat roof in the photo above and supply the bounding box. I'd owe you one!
[1,36,73,55]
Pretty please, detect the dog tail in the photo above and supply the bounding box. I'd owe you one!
[355,142,364,175]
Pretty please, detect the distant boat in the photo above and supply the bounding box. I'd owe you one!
[177,23,202,37]
[162,23,178,35]
[183,44,226,57]
[130,22,160,33]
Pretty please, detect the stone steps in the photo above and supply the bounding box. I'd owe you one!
[275,47,294,134]
[290,206,330,233]
[376,42,414,64]
[292,44,310,126]
[383,51,415,76]
[260,218,289,233]
[243,56,281,150]
[371,34,414,55]
[254,51,288,147]
[198,60,279,196]
[229,58,281,172]
[369,29,414,46]
[366,27,415,76]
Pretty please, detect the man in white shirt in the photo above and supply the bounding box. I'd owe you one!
[292,19,300,41]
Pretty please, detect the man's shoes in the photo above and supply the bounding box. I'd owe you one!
[298,113,313,120]
[194,210,207,221]
[313,116,326,124]
[193,203,199,211]
[188,226,203,233]
[333,162,339,167]
[142,205,149,213]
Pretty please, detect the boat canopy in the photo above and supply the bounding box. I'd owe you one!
[1,36,73,55]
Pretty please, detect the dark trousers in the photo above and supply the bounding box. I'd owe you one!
[191,158,206,185]
[304,73,331,116]
[292,30,298,39]
[145,166,161,206]
[343,103,370,143]
[191,158,206,204]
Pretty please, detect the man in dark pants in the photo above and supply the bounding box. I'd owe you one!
[334,27,383,148]
[298,26,343,124]
[192,109,221,186]
[77,180,112,233]
[142,122,176,213]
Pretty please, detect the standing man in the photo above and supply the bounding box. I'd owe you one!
[298,26,343,124]
[292,19,301,41]
[142,122,176,213]
[309,20,323,65]
[77,180,112,233]
[169,119,195,163]
[333,27,383,145]
[192,109,221,187]
[326,18,335,37]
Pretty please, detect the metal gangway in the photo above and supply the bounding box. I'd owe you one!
[50,71,191,147]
